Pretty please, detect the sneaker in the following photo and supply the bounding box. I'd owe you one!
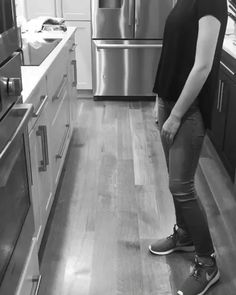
[177,254,220,295]
[149,225,195,255]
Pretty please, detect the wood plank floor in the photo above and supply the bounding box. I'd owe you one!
[38,99,236,295]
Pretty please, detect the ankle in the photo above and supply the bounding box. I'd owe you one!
[197,255,216,266]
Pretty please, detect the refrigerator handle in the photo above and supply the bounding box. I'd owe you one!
[135,0,141,26]
[128,0,133,26]
[94,42,163,50]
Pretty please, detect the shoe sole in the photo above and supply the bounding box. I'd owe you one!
[197,270,220,295]
[149,245,195,255]
[177,270,220,295]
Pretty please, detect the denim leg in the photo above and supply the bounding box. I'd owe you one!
[158,98,188,232]
[167,107,214,256]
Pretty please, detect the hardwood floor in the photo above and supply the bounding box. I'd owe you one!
[38,99,236,295]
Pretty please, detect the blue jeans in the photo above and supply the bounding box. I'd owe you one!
[158,97,214,257]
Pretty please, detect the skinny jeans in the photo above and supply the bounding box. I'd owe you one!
[158,97,214,257]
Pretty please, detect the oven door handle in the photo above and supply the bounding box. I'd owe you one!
[0,104,33,161]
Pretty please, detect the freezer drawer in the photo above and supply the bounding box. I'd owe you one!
[92,40,162,96]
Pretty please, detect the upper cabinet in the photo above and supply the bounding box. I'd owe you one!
[61,0,91,20]
[25,0,56,19]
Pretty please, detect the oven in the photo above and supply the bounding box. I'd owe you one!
[0,0,19,65]
[0,25,35,295]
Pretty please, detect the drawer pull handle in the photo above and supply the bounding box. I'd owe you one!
[36,125,49,172]
[52,74,67,101]
[219,81,224,113]
[33,95,48,117]
[71,60,77,87]
[69,43,76,52]
[217,80,222,110]
[220,61,235,76]
[32,275,42,295]
[56,124,70,159]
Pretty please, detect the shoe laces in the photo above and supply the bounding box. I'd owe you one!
[190,258,204,281]
[167,224,178,241]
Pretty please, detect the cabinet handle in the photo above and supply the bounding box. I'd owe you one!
[217,80,222,110]
[56,124,70,159]
[32,275,42,295]
[36,125,49,172]
[52,74,67,101]
[33,95,48,117]
[219,81,224,113]
[128,0,132,26]
[69,43,76,52]
[220,61,235,76]
[71,60,77,87]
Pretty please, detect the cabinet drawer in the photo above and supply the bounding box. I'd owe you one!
[50,87,71,186]
[28,77,47,132]
[16,238,40,295]
[48,73,68,122]
[47,46,68,115]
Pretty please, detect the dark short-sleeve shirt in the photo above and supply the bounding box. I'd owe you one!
[153,0,228,128]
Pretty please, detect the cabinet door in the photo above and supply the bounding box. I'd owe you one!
[223,82,236,180]
[210,70,228,151]
[62,0,91,20]
[15,238,40,295]
[66,21,92,90]
[29,101,53,247]
[25,0,56,19]
[67,35,78,127]
[49,84,71,188]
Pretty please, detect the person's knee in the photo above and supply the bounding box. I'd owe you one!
[169,179,196,202]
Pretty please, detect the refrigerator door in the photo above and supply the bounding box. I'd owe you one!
[91,0,135,39]
[135,0,174,39]
[92,40,162,96]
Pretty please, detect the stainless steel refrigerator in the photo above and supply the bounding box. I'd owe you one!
[91,0,175,97]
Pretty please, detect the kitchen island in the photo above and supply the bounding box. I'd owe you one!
[16,27,77,295]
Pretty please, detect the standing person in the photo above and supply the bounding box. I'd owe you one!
[149,0,227,294]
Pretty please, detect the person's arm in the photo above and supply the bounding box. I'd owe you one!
[162,15,221,144]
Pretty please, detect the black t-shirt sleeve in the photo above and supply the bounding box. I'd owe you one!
[196,0,224,22]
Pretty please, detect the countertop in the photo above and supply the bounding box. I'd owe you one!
[223,17,236,59]
[21,27,76,102]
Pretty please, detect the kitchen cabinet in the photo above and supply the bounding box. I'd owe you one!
[28,77,53,247]
[16,238,40,295]
[67,36,78,127]
[27,30,76,252]
[209,54,236,181]
[25,0,56,19]
[61,0,91,20]
[18,28,76,295]
[47,45,72,191]
[66,20,92,90]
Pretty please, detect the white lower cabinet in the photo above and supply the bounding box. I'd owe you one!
[67,36,78,127]
[47,46,72,190]
[16,238,40,295]
[20,31,77,295]
[66,21,92,90]
[28,78,53,247]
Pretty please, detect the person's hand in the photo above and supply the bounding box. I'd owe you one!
[161,114,181,145]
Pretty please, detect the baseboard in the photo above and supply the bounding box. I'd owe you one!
[77,89,93,99]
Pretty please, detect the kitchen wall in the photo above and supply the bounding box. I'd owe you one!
[15,0,27,26]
